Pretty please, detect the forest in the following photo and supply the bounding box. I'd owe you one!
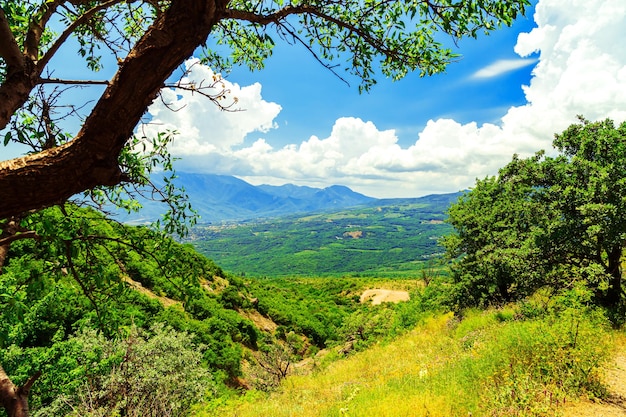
[189,194,458,277]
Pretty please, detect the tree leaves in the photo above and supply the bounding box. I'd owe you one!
[444,118,626,310]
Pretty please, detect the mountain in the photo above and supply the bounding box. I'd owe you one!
[120,172,377,223]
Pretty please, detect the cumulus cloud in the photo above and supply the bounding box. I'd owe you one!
[145,0,626,198]
[142,59,281,155]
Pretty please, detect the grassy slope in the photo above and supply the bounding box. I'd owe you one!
[197,304,621,417]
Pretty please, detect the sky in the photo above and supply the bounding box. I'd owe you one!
[4,0,626,199]
[140,0,626,198]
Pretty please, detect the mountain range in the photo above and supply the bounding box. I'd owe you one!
[117,172,463,224]
[121,172,378,223]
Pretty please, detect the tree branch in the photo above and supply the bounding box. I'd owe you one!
[24,0,65,62]
[224,4,313,25]
[39,77,110,85]
[17,372,42,397]
[274,22,349,86]
[0,230,39,247]
[37,0,125,70]
[225,4,408,64]
[0,0,230,219]
[0,364,38,417]
[0,8,23,70]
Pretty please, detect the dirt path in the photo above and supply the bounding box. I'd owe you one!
[123,275,179,307]
[564,346,626,417]
[360,288,410,305]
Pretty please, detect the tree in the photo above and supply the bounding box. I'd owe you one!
[0,0,530,220]
[31,324,215,417]
[442,164,550,308]
[535,118,626,307]
[0,0,530,414]
[444,118,626,310]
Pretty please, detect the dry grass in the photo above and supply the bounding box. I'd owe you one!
[195,306,615,417]
[196,313,475,417]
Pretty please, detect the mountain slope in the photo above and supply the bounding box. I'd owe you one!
[123,173,376,223]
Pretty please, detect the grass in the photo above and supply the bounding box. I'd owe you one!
[195,302,614,417]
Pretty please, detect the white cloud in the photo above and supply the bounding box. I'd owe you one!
[472,58,537,79]
[141,59,281,155]
[145,0,626,198]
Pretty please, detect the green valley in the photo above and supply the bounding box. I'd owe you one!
[189,194,459,277]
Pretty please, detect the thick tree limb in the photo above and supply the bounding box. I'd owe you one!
[0,0,231,219]
[0,8,23,69]
[0,7,36,131]
[24,0,65,62]
[0,365,39,417]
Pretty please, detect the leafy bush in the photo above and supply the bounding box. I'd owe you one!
[35,323,215,417]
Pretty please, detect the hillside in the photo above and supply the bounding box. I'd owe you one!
[120,173,376,223]
[189,193,460,276]
[199,303,623,417]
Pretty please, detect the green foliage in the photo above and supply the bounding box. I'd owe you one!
[444,118,626,310]
[202,1,530,92]
[0,206,261,412]
[33,323,215,417]
[248,276,433,354]
[192,199,454,277]
[2,204,208,334]
[442,171,549,308]
[102,130,199,238]
[249,277,360,347]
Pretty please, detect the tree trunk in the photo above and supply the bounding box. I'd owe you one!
[0,365,40,417]
[0,0,230,220]
[605,246,623,307]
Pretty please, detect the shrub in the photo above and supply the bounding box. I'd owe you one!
[35,323,215,417]
[478,305,611,415]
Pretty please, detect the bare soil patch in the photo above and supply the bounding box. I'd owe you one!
[360,288,410,305]
[123,275,179,307]
[240,309,278,333]
[564,344,626,417]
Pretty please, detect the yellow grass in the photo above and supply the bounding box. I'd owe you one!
[197,313,478,417]
[196,306,617,417]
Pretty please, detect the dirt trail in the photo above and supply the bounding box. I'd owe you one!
[360,288,410,305]
[565,349,626,417]
[122,275,179,307]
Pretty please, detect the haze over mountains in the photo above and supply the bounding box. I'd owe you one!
[122,172,376,223]
[120,172,461,224]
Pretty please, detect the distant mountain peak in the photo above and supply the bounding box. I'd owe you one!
[122,173,375,223]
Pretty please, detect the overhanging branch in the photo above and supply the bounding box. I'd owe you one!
[38,0,125,70]
[0,8,23,69]
[0,230,39,246]
[224,3,409,65]
[39,78,110,85]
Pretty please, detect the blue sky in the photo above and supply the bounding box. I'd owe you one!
[221,14,537,148]
[3,0,626,199]
[142,0,626,198]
